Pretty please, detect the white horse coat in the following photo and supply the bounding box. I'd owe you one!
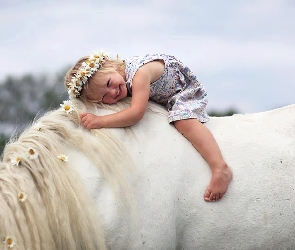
[1,100,295,249]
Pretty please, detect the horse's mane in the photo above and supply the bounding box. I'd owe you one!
[0,99,134,249]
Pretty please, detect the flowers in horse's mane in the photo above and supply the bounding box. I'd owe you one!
[33,121,43,131]
[26,148,38,160]
[3,236,16,248]
[66,50,111,99]
[60,100,74,114]
[57,154,69,162]
[10,156,21,167]
[18,192,28,202]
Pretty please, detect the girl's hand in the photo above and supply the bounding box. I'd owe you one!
[80,113,104,129]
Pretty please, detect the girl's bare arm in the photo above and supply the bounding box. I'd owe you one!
[80,69,151,129]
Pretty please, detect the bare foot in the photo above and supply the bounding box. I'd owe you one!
[204,165,233,202]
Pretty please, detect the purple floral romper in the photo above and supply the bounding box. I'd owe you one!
[125,54,209,123]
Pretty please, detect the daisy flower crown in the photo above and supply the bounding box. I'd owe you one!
[66,50,111,98]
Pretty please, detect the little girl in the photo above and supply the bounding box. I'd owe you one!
[64,51,232,202]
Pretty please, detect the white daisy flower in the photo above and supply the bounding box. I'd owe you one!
[3,236,17,248]
[33,121,43,131]
[66,80,75,89]
[60,100,74,114]
[10,156,21,167]
[57,154,69,162]
[91,51,103,60]
[87,60,95,68]
[18,192,28,202]
[81,61,88,67]
[74,79,83,88]
[26,148,38,160]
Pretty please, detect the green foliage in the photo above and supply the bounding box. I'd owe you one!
[208,108,238,117]
[0,134,8,158]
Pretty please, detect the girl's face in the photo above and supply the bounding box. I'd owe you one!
[90,71,128,104]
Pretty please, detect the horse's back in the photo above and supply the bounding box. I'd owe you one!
[182,105,295,249]
[89,103,295,249]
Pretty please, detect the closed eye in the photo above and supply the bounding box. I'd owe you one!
[102,78,111,101]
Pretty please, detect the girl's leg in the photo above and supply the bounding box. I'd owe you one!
[174,118,232,202]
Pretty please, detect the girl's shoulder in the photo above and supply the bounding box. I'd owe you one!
[125,53,171,75]
[125,53,166,64]
[125,54,165,90]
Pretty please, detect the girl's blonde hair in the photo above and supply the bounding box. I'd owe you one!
[64,55,125,103]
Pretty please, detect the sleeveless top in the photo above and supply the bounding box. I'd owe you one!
[124,54,209,123]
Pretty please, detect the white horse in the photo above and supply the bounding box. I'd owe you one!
[1,99,295,249]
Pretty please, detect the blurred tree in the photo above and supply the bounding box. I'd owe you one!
[0,70,68,156]
[0,134,8,156]
[208,108,238,117]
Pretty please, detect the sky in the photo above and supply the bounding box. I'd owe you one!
[0,0,294,114]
